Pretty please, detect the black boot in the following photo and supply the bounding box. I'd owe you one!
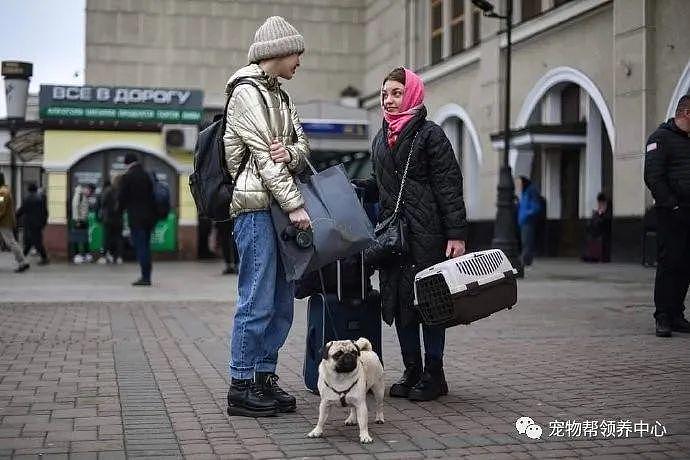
[389,355,422,398]
[656,317,672,337]
[255,372,296,413]
[227,378,278,417]
[671,315,690,333]
[408,357,448,401]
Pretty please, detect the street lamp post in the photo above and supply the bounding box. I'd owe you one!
[472,0,522,276]
[2,61,33,198]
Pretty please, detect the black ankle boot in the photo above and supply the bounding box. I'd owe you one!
[408,357,448,401]
[255,372,296,413]
[389,355,422,398]
[227,378,278,417]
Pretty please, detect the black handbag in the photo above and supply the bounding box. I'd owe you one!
[364,132,420,268]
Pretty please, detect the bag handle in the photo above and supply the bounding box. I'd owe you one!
[392,131,420,219]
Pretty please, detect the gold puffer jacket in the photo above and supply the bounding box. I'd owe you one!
[223,64,309,217]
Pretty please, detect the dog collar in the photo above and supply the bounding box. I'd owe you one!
[324,379,359,407]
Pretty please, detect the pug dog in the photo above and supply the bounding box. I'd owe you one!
[307,337,384,444]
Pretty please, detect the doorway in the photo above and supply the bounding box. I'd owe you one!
[559,149,581,256]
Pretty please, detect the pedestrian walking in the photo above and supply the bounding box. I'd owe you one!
[16,182,49,265]
[582,192,611,263]
[0,172,30,273]
[71,183,95,264]
[97,178,124,264]
[215,219,238,274]
[644,94,690,337]
[118,153,157,286]
[224,16,311,417]
[518,176,542,268]
[354,67,467,401]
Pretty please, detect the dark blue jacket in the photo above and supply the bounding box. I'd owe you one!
[518,184,542,227]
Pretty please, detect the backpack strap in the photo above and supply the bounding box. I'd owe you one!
[220,78,270,138]
[221,78,273,186]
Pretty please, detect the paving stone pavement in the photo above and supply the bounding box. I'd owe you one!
[1,255,689,459]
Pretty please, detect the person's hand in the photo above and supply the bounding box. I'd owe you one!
[445,240,465,258]
[289,207,311,230]
[270,139,291,163]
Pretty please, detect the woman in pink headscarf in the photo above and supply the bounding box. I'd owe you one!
[356,67,468,401]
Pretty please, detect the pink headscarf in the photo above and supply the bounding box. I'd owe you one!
[382,68,425,148]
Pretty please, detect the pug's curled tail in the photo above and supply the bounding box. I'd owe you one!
[355,337,372,352]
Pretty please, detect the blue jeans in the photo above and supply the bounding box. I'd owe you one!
[396,321,445,362]
[130,228,152,281]
[520,218,537,266]
[229,211,295,380]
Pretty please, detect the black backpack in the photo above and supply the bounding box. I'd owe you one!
[149,172,171,221]
[189,79,270,222]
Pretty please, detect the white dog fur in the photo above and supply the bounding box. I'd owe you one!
[307,337,385,443]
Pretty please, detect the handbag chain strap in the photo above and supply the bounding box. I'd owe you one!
[392,131,420,218]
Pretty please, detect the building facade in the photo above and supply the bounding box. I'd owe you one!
[74,0,690,260]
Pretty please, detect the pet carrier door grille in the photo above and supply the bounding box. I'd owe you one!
[456,251,503,277]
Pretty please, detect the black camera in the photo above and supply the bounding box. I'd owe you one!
[281,226,313,249]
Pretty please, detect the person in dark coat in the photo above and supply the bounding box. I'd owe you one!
[215,219,238,274]
[118,152,157,286]
[356,67,467,401]
[17,182,49,265]
[582,192,612,263]
[0,172,30,272]
[517,176,542,268]
[644,94,690,337]
[98,178,124,264]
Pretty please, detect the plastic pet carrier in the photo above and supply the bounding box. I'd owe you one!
[413,249,518,328]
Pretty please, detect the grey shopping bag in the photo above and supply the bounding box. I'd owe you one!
[271,162,375,282]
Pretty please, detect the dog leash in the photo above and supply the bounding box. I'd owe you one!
[323,378,359,407]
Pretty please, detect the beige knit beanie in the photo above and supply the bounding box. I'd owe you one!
[248,16,305,63]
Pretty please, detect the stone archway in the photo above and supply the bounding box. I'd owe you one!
[512,67,614,217]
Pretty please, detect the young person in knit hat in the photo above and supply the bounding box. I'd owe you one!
[355,67,467,401]
[224,16,311,417]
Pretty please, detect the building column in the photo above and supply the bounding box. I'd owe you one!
[543,149,561,219]
[584,97,603,215]
[612,0,655,217]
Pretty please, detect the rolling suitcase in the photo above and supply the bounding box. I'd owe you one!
[303,256,382,394]
[413,249,518,328]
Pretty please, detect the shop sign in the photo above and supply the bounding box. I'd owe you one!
[39,85,203,124]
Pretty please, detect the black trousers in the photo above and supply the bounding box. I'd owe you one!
[216,220,238,265]
[23,226,47,260]
[654,209,690,320]
[103,224,124,259]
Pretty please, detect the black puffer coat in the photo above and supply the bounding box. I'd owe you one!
[644,118,690,209]
[359,106,467,326]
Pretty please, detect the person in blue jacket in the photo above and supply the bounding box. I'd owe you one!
[518,176,543,267]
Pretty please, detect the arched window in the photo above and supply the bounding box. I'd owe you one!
[434,104,482,220]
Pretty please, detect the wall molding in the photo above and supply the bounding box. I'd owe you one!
[44,142,187,174]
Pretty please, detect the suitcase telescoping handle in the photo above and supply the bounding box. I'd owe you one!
[335,185,368,303]
[335,250,367,302]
